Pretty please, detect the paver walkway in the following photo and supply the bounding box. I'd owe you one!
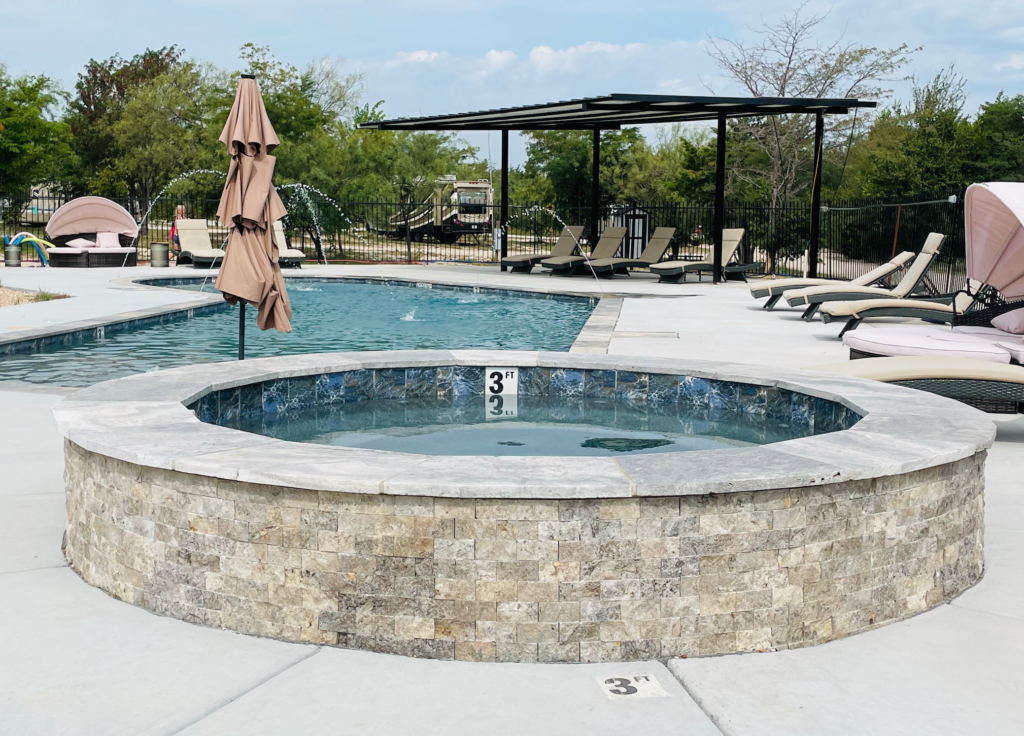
[1,264,1020,734]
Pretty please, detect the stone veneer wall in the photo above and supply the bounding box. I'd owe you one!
[63,441,985,662]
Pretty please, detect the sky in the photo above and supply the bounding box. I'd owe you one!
[3,0,1024,167]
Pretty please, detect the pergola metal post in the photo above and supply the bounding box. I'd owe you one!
[500,129,509,270]
[808,111,825,279]
[713,112,727,284]
[591,129,601,249]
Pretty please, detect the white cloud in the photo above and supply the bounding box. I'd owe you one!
[528,41,648,73]
[657,78,697,95]
[995,53,1024,70]
[479,49,517,76]
[384,50,448,69]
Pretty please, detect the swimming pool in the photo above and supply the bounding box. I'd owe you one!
[0,279,595,386]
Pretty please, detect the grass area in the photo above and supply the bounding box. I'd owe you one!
[0,284,71,307]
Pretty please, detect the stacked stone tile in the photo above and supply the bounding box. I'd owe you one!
[63,441,985,662]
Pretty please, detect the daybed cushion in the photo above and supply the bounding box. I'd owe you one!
[65,237,96,248]
[844,327,1013,363]
[807,355,1024,385]
[47,247,87,255]
[91,247,137,254]
[991,307,1024,334]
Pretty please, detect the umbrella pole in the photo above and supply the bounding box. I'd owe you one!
[239,303,246,361]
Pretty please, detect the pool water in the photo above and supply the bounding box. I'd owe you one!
[0,280,594,386]
[233,395,805,457]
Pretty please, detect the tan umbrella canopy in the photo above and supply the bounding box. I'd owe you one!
[214,75,292,335]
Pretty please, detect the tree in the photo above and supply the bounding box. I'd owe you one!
[973,93,1024,183]
[0,65,71,220]
[859,67,979,196]
[65,46,184,194]
[655,125,717,201]
[706,6,915,207]
[110,63,224,202]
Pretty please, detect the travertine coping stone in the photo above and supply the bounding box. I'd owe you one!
[56,351,993,661]
[56,351,995,498]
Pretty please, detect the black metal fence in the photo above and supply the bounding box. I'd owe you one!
[2,189,967,290]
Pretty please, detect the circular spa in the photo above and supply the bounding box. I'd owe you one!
[55,351,993,663]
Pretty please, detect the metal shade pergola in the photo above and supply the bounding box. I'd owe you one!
[359,94,877,281]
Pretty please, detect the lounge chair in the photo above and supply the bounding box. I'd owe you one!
[648,229,755,283]
[750,251,916,310]
[587,227,677,278]
[540,227,627,275]
[784,233,945,319]
[272,221,307,268]
[501,225,584,274]
[820,285,980,337]
[175,219,225,267]
[808,355,1024,414]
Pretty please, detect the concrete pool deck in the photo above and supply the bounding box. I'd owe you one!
[1,263,1022,735]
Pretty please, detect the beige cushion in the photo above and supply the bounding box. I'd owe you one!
[806,356,1024,384]
[66,237,96,248]
[822,298,955,318]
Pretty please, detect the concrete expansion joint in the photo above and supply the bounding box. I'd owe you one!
[166,646,322,736]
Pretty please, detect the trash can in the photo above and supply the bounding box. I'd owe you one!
[4,244,21,268]
[150,242,169,268]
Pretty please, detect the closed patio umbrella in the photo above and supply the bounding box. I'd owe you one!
[215,74,292,357]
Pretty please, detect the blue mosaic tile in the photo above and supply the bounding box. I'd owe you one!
[198,393,218,423]
[837,406,861,430]
[451,366,485,397]
[262,380,287,415]
[286,375,318,411]
[708,380,741,414]
[765,388,795,425]
[315,373,346,405]
[240,382,264,421]
[679,376,710,408]
[735,383,768,416]
[790,393,815,431]
[615,372,649,403]
[519,367,551,397]
[647,374,680,405]
[436,366,454,400]
[814,397,839,433]
[584,370,616,399]
[344,369,374,401]
[374,368,407,400]
[550,368,584,398]
[219,387,241,425]
[405,367,438,399]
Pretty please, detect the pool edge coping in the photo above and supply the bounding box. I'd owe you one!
[52,350,997,499]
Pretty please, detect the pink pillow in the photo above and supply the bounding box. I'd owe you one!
[95,232,120,248]
[991,308,1024,335]
[66,237,96,248]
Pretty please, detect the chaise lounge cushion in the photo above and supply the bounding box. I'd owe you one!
[807,355,1024,385]
[844,326,1015,363]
